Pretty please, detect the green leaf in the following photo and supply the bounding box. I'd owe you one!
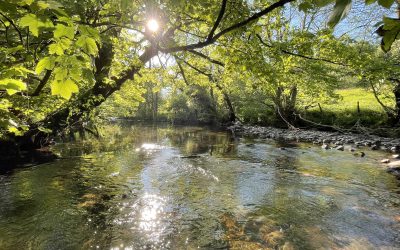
[36,1,50,9]
[328,0,352,28]
[0,78,27,95]
[20,13,40,36]
[76,36,98,55]
[6,45,24,55]
[49,43,64,55]
[19,13,53,36]
[36,56,55,74]
[48,38,71,55]
[53,67,68,81]
[54,24,75,39]
[18,0,34,6]
[365,0,376,4]
[78,25,100,41]
[51,78,78,99]
[378,0,394,8]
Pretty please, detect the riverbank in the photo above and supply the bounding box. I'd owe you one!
[228,122,400,178]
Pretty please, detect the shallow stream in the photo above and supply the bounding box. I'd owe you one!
[0,125,399,249]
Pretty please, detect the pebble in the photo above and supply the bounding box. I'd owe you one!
[381,159,390,163]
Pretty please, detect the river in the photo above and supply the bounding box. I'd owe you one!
[0,125,399,249]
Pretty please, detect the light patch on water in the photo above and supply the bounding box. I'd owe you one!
[137,194,166,232]
[135,143,167,156]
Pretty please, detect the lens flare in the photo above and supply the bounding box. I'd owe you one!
[147,19,159,32]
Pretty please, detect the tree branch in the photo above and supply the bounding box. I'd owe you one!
[175,58,190,86]
[188,50,224,66]
[207,0,227,40]
[0,12,23,45]
[31,70,52,96]
[160,0,294,53]
[256,34,349,66]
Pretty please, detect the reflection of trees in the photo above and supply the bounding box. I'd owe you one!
[166,128,237,156]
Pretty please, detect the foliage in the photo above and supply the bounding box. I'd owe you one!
[0,0,399,143]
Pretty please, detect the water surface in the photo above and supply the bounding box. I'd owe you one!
[0,125,399,249]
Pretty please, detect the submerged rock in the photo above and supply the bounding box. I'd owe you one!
[388,161,400,167]
[335,145,344,151]
[381,159,390,163]
[321,144,330,150]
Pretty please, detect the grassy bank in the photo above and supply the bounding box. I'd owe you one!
[302,88,394,127]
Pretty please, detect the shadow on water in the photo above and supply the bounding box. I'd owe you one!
[0,124,399,249]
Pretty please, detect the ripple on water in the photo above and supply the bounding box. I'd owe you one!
[0,125,399,249]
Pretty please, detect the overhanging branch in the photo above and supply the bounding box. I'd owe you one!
[256,34,349,67]
[160,0,294,53]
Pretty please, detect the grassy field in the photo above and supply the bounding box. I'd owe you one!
[302,88,395,127]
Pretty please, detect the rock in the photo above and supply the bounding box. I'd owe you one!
[365,141,372,147]
[335,145,344,151]
[373,140,382,146]
[388,161,400,167]
[361,152,365,157]
[322,139,331,144]
[392,154,400,159]
[371,145,378,150]
[391,146,399,153]
[279,147,286,150]
[321,144,330,150]
[381,159,390,163]
[349,147,356,152]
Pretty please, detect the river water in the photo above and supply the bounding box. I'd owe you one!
[0,125,399,249]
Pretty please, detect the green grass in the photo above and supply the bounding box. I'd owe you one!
[302,88,395,127]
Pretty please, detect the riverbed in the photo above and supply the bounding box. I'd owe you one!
[0,125,399,249]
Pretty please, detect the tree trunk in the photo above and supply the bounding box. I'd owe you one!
[273,85,297,126]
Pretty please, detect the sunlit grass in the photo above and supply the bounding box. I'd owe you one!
[303,88,394,127]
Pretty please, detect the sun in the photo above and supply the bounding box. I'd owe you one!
[147,19,159,32]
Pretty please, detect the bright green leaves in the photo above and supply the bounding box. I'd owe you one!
[0,78,27,95]
[19,13,53,37]
[54,24,75,39]
[76,25,100,55]
[328,0,352,28]
[377,17,400,52]
[49,24,75,55]
[36,56,55,74]
[49,38,72,55]
[35,0,63,10]
[51,78,78,99]
[49,57,87,99]
[78,25,100,41]
[76,36,98,55]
